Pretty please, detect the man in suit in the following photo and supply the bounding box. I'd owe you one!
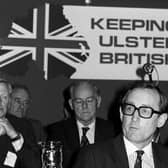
[73,81,168,168]
[47,80,116,168]
[0,80,41,168]
[9,84,46,144]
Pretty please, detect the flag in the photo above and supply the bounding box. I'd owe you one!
[0,3,89,80]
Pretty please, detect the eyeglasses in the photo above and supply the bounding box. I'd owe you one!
[121,103,161,119]
[14,98,30,107]
[72,96,96,106]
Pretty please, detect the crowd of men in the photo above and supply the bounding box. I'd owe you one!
[0,78,168,168]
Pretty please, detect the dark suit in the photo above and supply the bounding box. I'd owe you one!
[0,114,41,168]
[46,117,116,168]
[73,134,168,168]
[26,118,47,143]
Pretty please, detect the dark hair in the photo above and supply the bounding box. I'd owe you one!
[121,81,168,113]
[12,84,31,99]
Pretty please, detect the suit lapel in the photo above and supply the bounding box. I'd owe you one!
[95,118,104,142]
[65,118,80,149]
[152,143,167,168]
[109,135,129,168]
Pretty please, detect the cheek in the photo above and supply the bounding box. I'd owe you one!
[122,116,131,127]
[2,101,8,108]
[74,106,82,113]
[13,104,19,109]
[138,119,158,136]
[89,104,97,111]
[146,119,158,131]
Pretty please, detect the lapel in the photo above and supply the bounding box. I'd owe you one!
[108,134,129,168]
[95,118,104,142]
[65,118,80,149]
[152,143,168,168]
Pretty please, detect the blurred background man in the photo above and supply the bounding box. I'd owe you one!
[9,84,46,144]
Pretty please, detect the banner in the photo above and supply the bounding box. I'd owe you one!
[1,4,168,81]
[63,6,168,80]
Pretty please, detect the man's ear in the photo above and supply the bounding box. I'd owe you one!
[96,96,101,108]
[119,106,123,122]
[68,99,73,110]
[157,113,168,128]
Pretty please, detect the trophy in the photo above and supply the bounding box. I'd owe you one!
[39,141,63,168]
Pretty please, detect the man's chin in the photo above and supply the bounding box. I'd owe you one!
[79,117,94,125]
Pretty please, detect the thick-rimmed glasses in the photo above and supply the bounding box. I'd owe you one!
[72,96,96,106]
[121,103,161,119]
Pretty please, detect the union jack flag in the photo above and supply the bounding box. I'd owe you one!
[0,3,90,80]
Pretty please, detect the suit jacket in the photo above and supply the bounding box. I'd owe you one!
[26,118,47,143]
[0,114,41,168]
[73,134,168,168]
[46,117,116,168]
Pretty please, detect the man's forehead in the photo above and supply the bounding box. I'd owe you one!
[74,84,95,96]
[126,87,160,101]
[0,83,9,92]
[12,89,29,99]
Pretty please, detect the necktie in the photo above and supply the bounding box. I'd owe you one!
[80,127,90,147]
[134,150,144,168]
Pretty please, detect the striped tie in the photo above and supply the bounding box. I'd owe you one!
[134,150,144,168]
[80,127,90,147]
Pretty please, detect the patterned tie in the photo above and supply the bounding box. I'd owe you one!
[80,127,90,147]
[134,150,144,168]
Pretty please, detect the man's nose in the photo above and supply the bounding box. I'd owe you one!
[19,102,25,109]
[0,97,3,104]
[82,100,88,108]
[132,109,140,121]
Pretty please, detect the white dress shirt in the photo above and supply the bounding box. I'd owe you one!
[77,120,95,144]
[123,136,154,168]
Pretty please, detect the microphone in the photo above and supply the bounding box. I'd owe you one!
[143,63,154,74]
[142,63,159,86]
[143,63,154,82]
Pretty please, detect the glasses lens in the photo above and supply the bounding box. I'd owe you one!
[139,107,152,118]
[86,97,95,103]
[73,98,83,106]
[73,96,96,106]
[122,104,135,115]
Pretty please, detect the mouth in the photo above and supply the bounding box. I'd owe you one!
[130,126,138,130]
[82,112,90,115]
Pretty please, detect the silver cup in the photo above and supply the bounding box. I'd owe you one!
[39,141,63,168]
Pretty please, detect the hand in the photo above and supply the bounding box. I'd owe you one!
[0,118,18,139]
[0,124,6,136]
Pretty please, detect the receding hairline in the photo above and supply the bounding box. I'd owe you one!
[121,83,168,113]
[0,80,12,94]
[12,85,31,99]
[70,81,100,98]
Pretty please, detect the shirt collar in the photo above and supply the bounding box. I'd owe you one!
[123,136,153,158]
[76,119,96,130]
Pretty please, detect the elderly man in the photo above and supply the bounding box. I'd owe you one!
[0,80,41,168]
[9,84,46,144]
[73,81,168,168]
[47,80,116,168]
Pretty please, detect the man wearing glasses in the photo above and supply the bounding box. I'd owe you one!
[73,81,168,168]
[47,80,116,168]
[9,84,46,144]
